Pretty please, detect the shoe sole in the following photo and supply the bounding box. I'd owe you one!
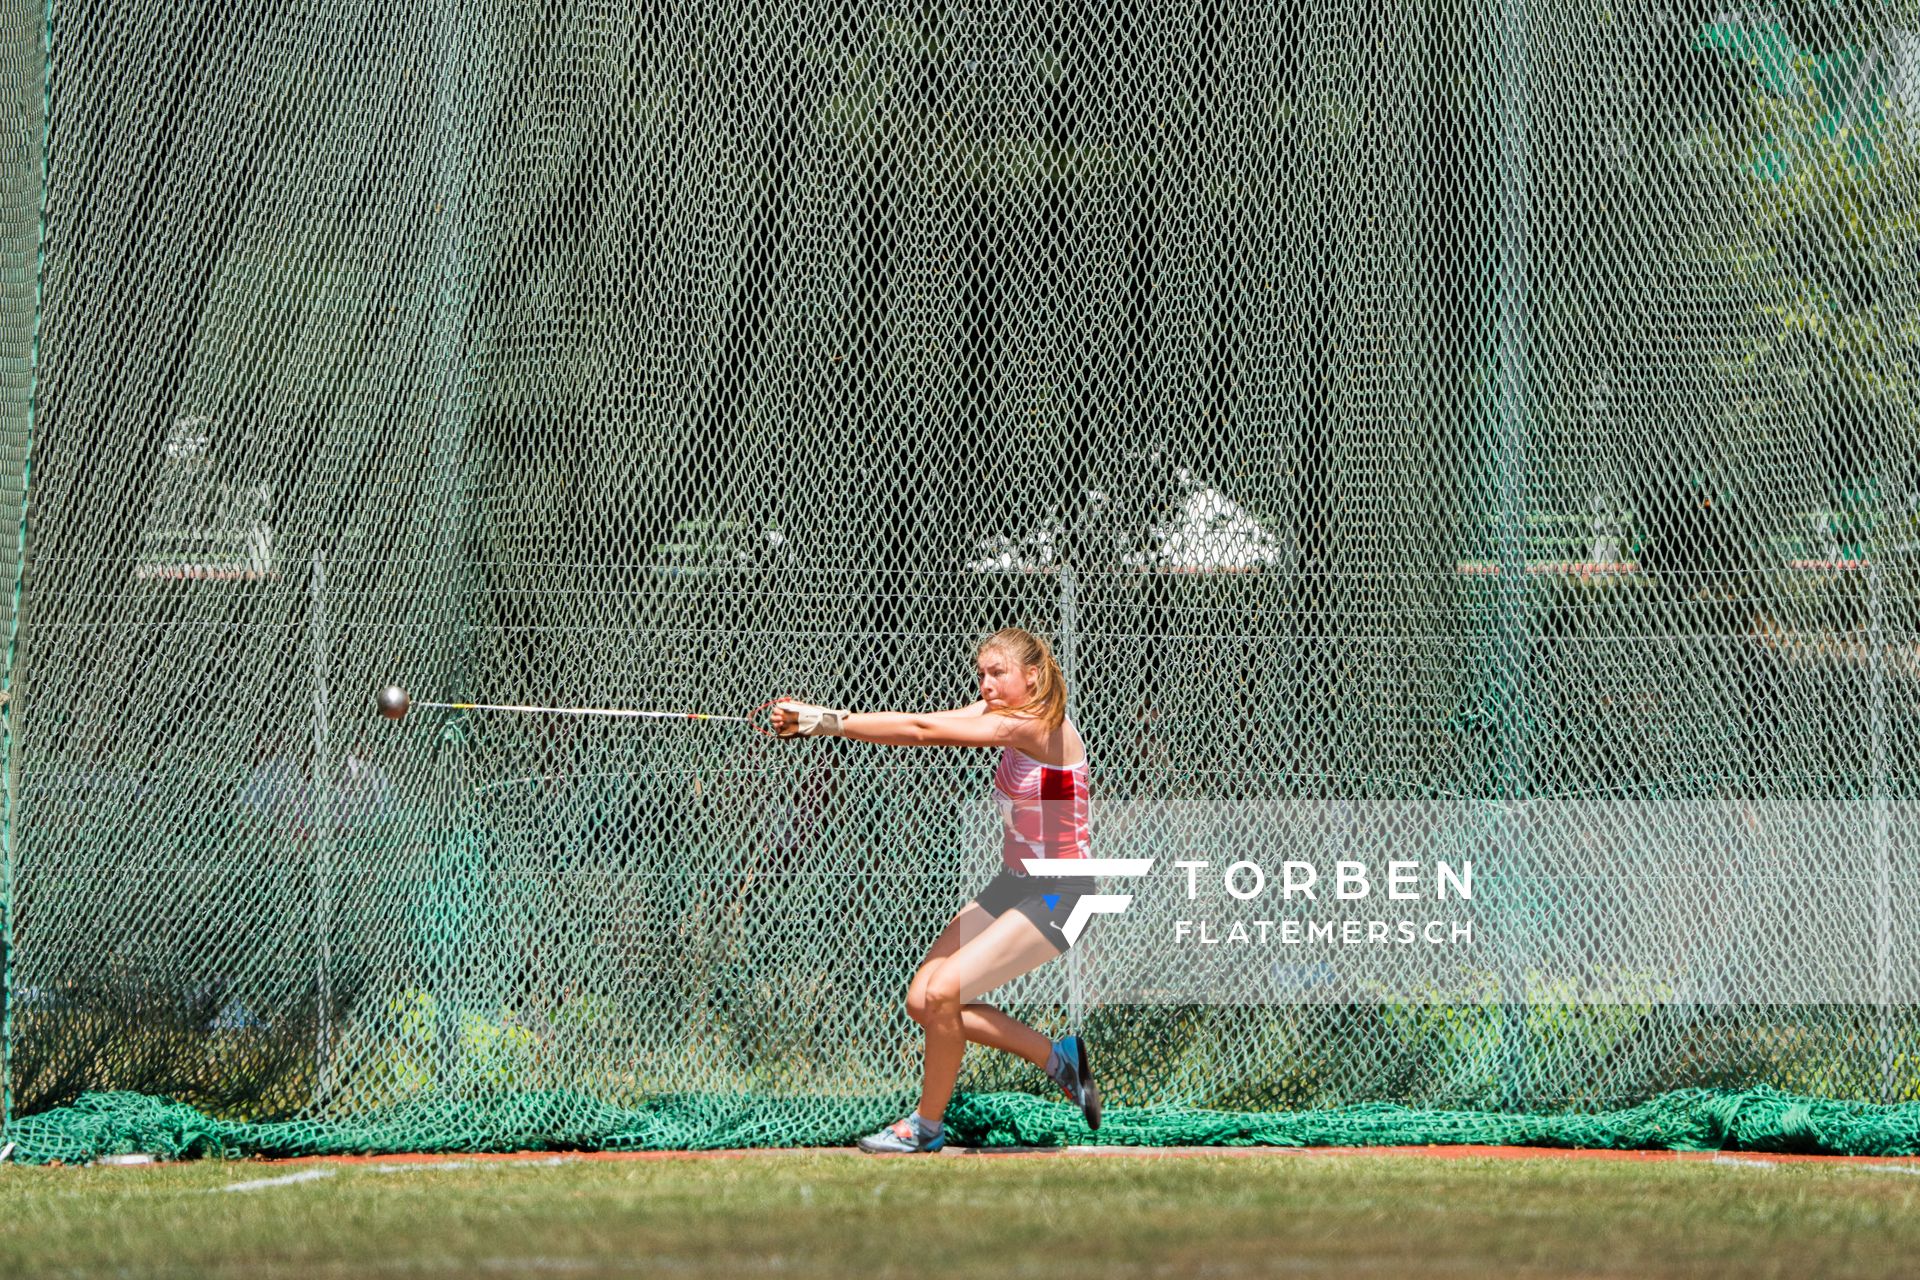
[856,1136,945,1154]
[1071,1039,1102,1133]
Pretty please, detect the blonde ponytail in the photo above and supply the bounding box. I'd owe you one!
[976,627,1068,733]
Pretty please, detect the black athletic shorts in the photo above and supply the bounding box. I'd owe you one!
[968,865,1086,953]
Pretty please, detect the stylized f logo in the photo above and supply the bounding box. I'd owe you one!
[1020,858,1155,946]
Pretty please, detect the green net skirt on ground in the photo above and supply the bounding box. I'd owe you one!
[9,1086,1920,1165]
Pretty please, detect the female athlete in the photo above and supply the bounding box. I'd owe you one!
[771,626,1102,1154]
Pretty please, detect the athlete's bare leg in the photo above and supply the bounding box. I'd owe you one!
[907,908,1054,1068]
[906,908,1061,1123]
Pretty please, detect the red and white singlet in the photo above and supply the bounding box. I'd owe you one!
[993,745,1091,872]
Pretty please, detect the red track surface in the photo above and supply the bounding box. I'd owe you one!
[256,1146,1920,1168]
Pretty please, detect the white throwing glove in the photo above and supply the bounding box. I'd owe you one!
[776,699,855,738]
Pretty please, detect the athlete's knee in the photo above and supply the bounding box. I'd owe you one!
[906,963,941,1025]
[921,968,967,1017]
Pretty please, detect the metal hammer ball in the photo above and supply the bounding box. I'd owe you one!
[376,684,410,720]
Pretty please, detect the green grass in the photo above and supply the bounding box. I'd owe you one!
[4,1151,1919,1278]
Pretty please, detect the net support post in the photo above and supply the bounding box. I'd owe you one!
[1058,563,1084,1025]
[1869,554,1893,1103]
[311,547,335,1104]
[0,0,52,1140]
[1491,0,1533,1110]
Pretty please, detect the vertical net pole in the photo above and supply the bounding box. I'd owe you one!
[1869,551,1892,1102]
[310,546,333,1102]
[1492,0,1533,1109]
[0,0,50,1143]
[421,0,477,1089]
[1058,562,1083,1028]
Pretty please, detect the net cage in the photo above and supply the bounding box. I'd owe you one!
[1,0,1920,1160]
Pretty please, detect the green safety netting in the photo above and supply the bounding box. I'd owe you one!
[1,0,1918,1160]
[9,1085,1920,1163]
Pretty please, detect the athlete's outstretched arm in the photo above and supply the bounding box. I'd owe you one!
[836,705,1032,750]
[770,697,1031,748]
[764,702,990,740]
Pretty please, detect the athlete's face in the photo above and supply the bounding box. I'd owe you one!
[976,648,1038,710]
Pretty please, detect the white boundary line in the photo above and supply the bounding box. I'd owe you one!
[1852,1163,1920,1178]
[215,1168,336,1193]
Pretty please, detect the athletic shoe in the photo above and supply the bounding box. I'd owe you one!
[856,1116,946,1154]
[1050,1035,1102,1132]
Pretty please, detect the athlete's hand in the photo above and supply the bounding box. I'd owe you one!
[773,699,854,738]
